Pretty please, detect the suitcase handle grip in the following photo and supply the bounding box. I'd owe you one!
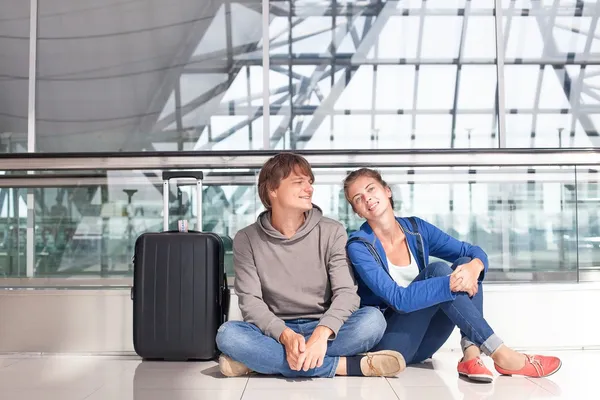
[162,171,203,181]
[162,171,203,231]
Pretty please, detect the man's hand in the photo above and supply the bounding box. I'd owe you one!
[279,328,306,371]
[300,326,332,371]
[450,259,483,297]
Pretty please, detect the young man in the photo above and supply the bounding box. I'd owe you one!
[216,153,405,378]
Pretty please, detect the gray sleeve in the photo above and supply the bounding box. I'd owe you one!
[233,231,287,342]
[317,224,360,338]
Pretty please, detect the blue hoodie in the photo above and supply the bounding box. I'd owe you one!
[346,216,489,314]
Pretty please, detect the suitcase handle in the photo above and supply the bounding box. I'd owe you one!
[163,171,203,231]
[221,277,230,321]
[162,171,204,181]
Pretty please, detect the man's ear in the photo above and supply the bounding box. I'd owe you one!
[269,187,277,202]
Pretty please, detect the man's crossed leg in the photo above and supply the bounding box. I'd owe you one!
[217,307,404,378]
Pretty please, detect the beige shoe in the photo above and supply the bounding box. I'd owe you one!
[360,350,406,377]
[218,354,252,377]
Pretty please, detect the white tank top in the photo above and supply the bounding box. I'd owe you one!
[386,245,420,287]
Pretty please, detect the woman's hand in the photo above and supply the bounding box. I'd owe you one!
[449,259,484,296]
[449,273,469,294]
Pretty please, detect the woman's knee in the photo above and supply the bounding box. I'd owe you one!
[353,307,387,345]
[425,261,453,277]
[452,257,472,269]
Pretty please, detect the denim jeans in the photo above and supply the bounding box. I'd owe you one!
[373,257,503,364]
[216,306,386,378]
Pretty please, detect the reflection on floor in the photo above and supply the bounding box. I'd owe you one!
[0,350,593,399]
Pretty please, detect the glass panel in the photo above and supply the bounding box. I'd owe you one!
[0,0,29,153]
[0,171,259,280]
[0,188,28,277]
[2,164,597,284]
[502,0,600,147]
[576,167,600,282]
[35,0,263,152]
[269,0,498,150]
[318,166,579,282]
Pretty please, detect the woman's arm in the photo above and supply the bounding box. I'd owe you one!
[415,217,489,280]
[347,240,456,313]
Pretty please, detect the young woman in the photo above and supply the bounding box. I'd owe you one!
[343,168,561,383]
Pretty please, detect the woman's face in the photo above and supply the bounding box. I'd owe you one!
[346,175,392,220]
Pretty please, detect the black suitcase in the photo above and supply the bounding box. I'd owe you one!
[131,171,228,361]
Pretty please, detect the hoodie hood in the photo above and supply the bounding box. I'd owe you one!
[257,204,323,243]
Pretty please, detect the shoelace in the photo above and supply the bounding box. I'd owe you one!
[365,354,384,376]
[526,354,545,376]
[475,358,485,368]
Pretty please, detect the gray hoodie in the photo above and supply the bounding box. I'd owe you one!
[233,205,360,342]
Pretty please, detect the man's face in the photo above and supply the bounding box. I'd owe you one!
[270,167,314,213]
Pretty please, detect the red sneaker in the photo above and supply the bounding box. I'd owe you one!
[457,357,494,383]
[494,354,562,378]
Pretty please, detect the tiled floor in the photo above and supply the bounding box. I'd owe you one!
[0,350,593,399]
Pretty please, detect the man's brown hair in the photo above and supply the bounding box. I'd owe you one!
[258,153,315,209]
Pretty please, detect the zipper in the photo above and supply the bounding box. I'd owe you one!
[349,238,392,278]
[350,221,426,276]
[402,228,426,270]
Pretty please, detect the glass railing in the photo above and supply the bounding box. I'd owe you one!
[0,150,599,286]
[0,171,258,284]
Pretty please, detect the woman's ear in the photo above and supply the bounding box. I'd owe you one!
[351,204,363,219]
[385,186,392,198]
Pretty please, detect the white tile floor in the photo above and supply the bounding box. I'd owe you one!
[0,350,594,399]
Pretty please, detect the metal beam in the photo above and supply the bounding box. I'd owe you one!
[266,4,593,18]
[1,168,594,188]
[0,149,599,171]
[293,0,387,147]
[570,2,600,146]
[264,9,351,149]
[138,2,266,151]
[153,105,600,117]
[292,65,358,144]
[200,94,292,149]
[449,0,471,148]
[287,2,294,148]
[533,1,600,146]
[495,0,514,148]
[530,0,561,147]
[154,76,235,132]
[27,0,38,278]
[411,0,427,147]
[130,1,222,150]
[261,0,270,149]
[178,55,600,66]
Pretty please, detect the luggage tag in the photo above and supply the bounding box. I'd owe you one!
[178,219,189,232]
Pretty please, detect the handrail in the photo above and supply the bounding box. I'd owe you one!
[0,172,258,187]
[0,168,597,188]
[0,148,599,170]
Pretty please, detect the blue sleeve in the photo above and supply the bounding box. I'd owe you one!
[416,217,489,280]
[347,241,456,313]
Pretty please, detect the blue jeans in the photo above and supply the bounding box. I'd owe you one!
[373,257,503,364]
[216,306,386,378]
